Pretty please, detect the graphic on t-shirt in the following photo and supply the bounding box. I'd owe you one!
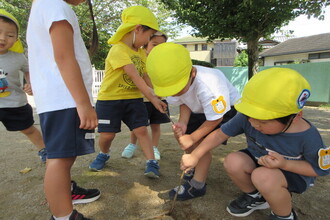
[122,55,145,88]
[0,68,10,97]
[211,95,226,113]
[318,146,330,170]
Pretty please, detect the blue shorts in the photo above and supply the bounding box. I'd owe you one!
[0,104,34,131]
[96,98,148,133]
[39,108,95,159]
[240,149,307,194]
[145,100,170,125]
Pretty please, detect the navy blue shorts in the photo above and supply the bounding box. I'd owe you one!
[96,98,148,133]
[240,149,307,194]
[0,104,34,131]
[39,108,95,159]
[145,100,170,125]
[186,107,237,135]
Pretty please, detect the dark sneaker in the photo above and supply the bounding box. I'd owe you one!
[89,152,110,171]
[169,180,206,201]
[144,160,160,178]
[71,181,100,204]
[183,168,195,181]
[269,210,297,220]
[226,192,269,217]
[38,148,47,163]
[50,209,91,220]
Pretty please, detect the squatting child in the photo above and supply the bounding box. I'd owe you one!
[146,42,241,199]
[180,68,330,220]
[89,6,167,178]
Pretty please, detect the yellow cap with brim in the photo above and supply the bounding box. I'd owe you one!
[146,42,192,97]
[108,6,161,45]
[0,9,24,53]
[234,67,311,120]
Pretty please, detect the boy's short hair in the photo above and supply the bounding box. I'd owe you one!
[146,42,192,97]
[235,67,311,120]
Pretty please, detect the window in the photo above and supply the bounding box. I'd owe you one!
[202,44,207,50]
[308,52,330,59]
[182,44,187,48]
[195,44,198,51]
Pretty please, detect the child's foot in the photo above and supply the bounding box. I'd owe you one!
[50,209,91,220]
[121,143,137,159]
[71,181,101,204]
[38,148,47,163]
[144,160,160,178]
[269,210,297,220]
[153,146,161,160]
[89,152,110,171]
[226,192,269,217]
[169,180,206,201]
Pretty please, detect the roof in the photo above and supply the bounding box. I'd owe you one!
[260,33,330,57]
[174,35,231,44]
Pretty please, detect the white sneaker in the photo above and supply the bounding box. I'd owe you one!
[153,146,161,160]
[121,144,137,159]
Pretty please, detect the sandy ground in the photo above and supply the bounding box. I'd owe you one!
[0,104,329,220]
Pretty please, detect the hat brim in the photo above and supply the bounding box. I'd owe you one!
[153,71,190,97]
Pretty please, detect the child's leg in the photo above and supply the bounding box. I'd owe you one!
[20,125,45,151]
[193,151,212,183]
[223,151,257,192]
[150,124,160,147]
[98,132,115,153]
[130,131,138,145]
[44,157,75,217]
[133,126,154,160]
[251,167,292,217]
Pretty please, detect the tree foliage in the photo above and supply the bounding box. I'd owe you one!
[234,50,248,67]
[160,0,330,78]
[1,0,184,69]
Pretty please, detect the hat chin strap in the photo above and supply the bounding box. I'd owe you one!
[132,32,136,47]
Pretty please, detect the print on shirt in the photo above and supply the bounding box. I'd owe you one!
[211,95,226,113]
[122,55,146,88]
[318,146,330,170]
[0,68,10,97]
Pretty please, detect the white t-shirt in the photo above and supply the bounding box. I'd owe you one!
[27,0,93,114]
[167,65,241,121]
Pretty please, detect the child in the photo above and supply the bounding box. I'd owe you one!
[122,31,170,160]
[180,68,330,220]
[0,9,47,163]
[146,42,241,199]
[89,6,167,178]
[27,0,100,219]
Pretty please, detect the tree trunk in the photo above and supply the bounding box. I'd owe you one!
[246,39,260,79]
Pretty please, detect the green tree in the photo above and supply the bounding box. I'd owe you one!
[160,0,330,78]
[234,50,248,67]
[1,0,184,69]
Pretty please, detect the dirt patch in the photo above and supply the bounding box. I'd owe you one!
[0,106,329,220]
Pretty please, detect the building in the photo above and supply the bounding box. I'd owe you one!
[259,33,330,66]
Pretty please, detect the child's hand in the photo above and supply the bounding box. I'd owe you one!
[258,151,285,169]
[23,83,33,95]
[76,103,98,130]
[181,154,198,172]
[150,96,167,113]
[178,134,194,150]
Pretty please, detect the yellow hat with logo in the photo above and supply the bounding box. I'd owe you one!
[235,67,311,120]
[146,42,192,97]
[0,9,24,53]
[108,6,161,45]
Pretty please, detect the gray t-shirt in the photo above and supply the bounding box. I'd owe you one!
[221,113,330,187]
[0,51,29,108]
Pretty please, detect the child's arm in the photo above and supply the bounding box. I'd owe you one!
[50,20,97,130]
[123,64,166,113]
[181,128,230,171]
[258,151,318,177]
[23,71,33,95]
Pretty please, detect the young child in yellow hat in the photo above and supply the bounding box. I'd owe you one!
[146,42,241,199]
[180,67,330,220]
[89,6,167,178]
[0,9,47,162]
[122,31,170,160]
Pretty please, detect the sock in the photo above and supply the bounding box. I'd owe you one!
[247,190,261,198]
[100,151,110,156]
[190,178,205,189]
[271,211,294,220]
[53,212,72,220]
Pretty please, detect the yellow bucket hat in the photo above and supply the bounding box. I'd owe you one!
[108,5,161,45]
[235,67,311,120]
[0,9,24,53]
[146,42,192,97]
